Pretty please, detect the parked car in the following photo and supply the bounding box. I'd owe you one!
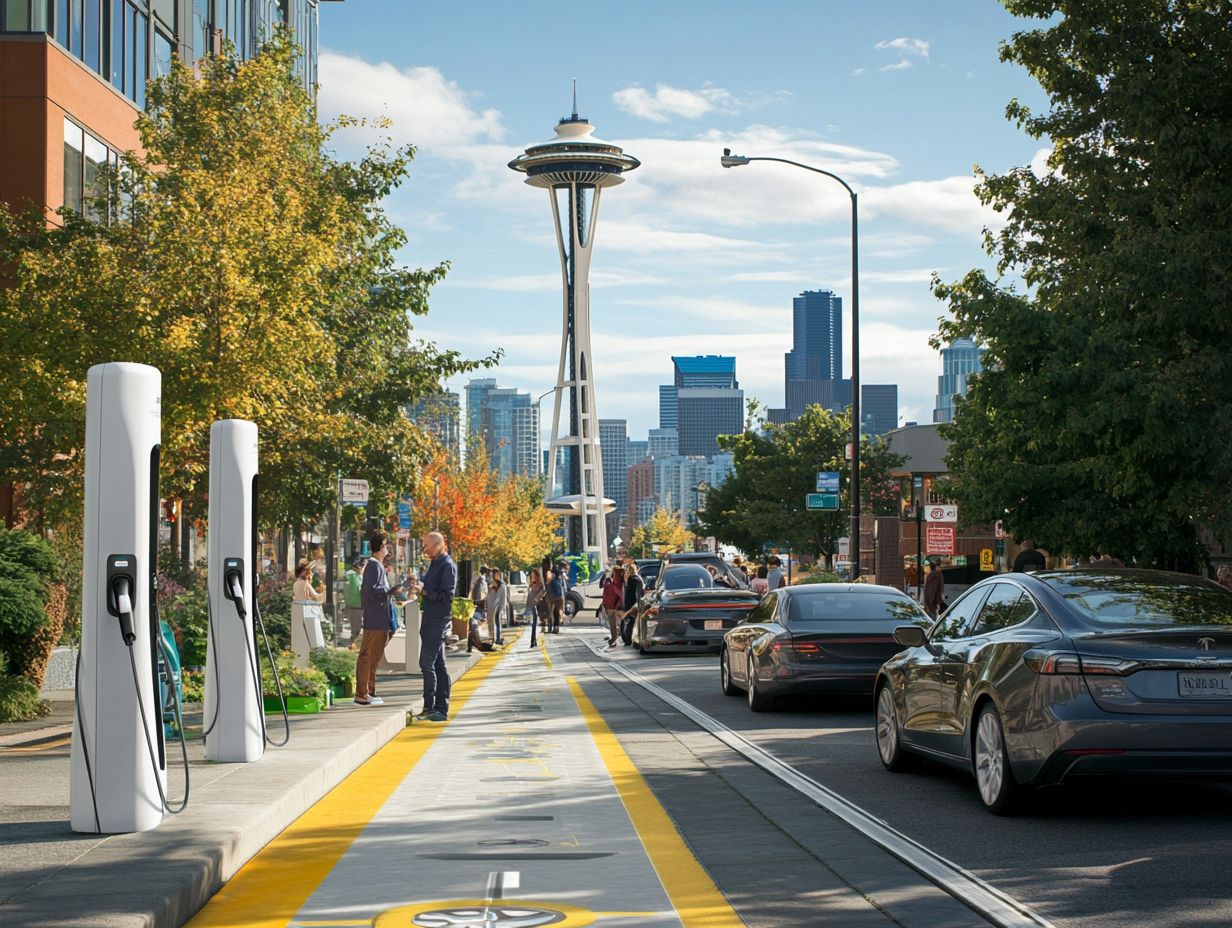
[721,584,929,711]
[631,563,760,654]
[654,551,750,590]
[875,569,1232,814]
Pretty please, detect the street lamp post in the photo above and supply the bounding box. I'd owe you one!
[720,148,862,579]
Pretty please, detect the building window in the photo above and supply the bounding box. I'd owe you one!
[62,117,84,214]
[83,0,99,69]
[152,27,170,76]
[62,116,119,220]
[109,0,123,87]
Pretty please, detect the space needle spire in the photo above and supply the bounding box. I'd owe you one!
[509,88,640,564]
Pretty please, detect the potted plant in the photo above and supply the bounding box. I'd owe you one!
[261,649,329,713]
[451,597,473,641]
[310,646,358,700]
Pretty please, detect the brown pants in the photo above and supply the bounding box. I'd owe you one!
[548,596,564,633]
[602,606,619,644]
[355,629,390,701]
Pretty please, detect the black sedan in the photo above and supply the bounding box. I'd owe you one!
[631,564,760,654]
[720,584,930,711]
[875,569,1232,814]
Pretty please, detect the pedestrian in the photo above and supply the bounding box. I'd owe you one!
[354,534,405,707]
[407,531,456,722]
[924,556,946,619]
[471,567,489,619]
[750,564,770,595]
[486,568,508,646]
[601,565,626,648]
[526,567,547,648]
[546,564,566,634]
[292,561,325,603]
[767,557,784,591]
[1217,566,1232,592]
[732,556,749,582]
[343,558,364,643]
[620,563,646,646]
[1013,540,1047,573]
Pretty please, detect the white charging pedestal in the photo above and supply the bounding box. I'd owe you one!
[291,601,325,668]
[70,362,165,834]
[204,419,263,763]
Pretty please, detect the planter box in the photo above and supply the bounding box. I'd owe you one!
[328,680,354,700]
[451,618,470,640]
[264,696,323,714]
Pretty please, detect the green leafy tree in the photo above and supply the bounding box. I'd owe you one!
[695,406,905,566]
[627,508,694,558]
[933,1,1232,569]
[0,33,488,534]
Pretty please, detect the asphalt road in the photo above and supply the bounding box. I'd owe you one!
[601,644,1232,928]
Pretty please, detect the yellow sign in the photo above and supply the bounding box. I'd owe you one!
[980,548,995,572]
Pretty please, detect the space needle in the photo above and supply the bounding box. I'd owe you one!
[509,87,639,564]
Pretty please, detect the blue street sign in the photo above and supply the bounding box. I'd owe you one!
[397,498,412,531]
[816,471,841,493]
[806,492,840,511]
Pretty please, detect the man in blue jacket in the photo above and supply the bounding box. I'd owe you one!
[409,531,457,722]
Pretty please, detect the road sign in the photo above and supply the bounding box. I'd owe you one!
[761,540,791,554]
[339,478,369,505]
[925,504,958,523]
[926,525,955,555]
[397,498,413,531]
[806,492,840,511]
[816,471,841,493]
[980,548,995,572]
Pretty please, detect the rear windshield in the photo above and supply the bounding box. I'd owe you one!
[1048,575,1232,627]
[661,566,714,591]
[789,592,928,624]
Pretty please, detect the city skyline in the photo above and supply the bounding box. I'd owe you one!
[316,3,1046,439]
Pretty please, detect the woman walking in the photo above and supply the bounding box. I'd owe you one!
[600,565,626,649]
[526,568,547,649]
[750,564,770,595]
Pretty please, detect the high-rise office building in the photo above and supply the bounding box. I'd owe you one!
[786,378,851,421]
[465,378,498,440]
[658,385,677,430]
[648,427,678,459]
[674,355,738,388]
[861,384,899,437]
[677,387,744,457]
[627,439,649,464]
[933,338,985,423]
[409,391,461,460]
[627,458,655,530]
[0,1,328,223]
[478,387,540,478]
[654,455,709,527]
[786,290,842,382]
[599,419,628,545]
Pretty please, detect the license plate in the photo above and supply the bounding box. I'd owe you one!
[1178,672,1232,698]
[704,619,724,630]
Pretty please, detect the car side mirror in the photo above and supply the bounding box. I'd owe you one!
[893,625,927,648]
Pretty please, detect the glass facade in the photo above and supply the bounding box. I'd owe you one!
[0,0,322,105]
[62,115,120,219]
[932,338,986,423]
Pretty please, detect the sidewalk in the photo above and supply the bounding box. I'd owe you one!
[0,643,491,928]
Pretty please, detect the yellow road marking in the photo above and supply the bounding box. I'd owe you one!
[185,636,520,928]
[567,677,745,928]
[541,636,553,668]
[2,736,72,754]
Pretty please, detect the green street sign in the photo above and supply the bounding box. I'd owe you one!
[806,492,840,511]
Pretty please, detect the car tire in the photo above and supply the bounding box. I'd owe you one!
[875,682,916,772]
[973,703,1020,815]
[564,594,580,620]
[747,654,773,712]
[720,648,742,696]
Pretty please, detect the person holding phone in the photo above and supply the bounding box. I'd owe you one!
[355,533,404,706]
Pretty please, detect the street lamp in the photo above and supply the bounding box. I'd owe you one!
[532,386,558,491]
[720,147,862,579]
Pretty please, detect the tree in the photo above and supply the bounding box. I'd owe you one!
[695,405,905,566]
[411,443,497,560]
[627,507,698,558]
[933,1,1232,569]
[0,34,487,533]
[481,476,561,571]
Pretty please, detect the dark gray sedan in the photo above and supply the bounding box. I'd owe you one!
[875,570,1232,814]
[720,584,930,711]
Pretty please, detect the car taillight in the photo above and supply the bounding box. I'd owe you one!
[771,642,821,656]
[1023,650,1137,675]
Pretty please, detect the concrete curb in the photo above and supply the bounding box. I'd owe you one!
[0,651,483,928]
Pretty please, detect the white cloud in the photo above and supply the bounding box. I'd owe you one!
[612,83,786,123]
[875,37,931,60]
[880,59,914,72]
[318,53,506,155]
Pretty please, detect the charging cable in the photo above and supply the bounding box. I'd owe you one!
[249,584,290,747]
[115,576,190,815]
[73,647,102,833]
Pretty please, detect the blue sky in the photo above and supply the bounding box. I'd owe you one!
[317,1,1049,440]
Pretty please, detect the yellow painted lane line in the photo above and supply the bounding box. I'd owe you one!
[186,637,520,928]
[541,635,553,668]
[567,677,745,928]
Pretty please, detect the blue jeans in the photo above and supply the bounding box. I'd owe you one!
[419,618,450,715]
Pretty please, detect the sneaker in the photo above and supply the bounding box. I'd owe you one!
[423,711,448,722]
[353,698,371,706]
[606,641,618,650]
[367,696,385,706]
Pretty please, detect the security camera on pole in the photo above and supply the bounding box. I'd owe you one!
[204,419,263,763]
[71,362,184,833]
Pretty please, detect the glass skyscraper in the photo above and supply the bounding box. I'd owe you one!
[786,290,842,382]
[933,338,985,423]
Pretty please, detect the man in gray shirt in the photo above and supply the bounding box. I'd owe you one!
[355,533,403,706]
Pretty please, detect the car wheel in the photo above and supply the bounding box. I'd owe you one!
[973,703,1020,815]
[720,648,742,696]
[747,654,773,712]
[564,595,579,620]
[875,682,915,772]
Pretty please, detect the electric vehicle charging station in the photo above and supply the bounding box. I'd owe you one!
[71,362,175,834]
[204,419,264,763]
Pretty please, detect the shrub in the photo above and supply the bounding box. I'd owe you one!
[0,527,62,688]
[309,647,357,684]
[0,672,50,722]
[259,648,327,701]
[795,570,843,585]
[256,576,294,652]
[163,588,209,668]
[181,669,205,705]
